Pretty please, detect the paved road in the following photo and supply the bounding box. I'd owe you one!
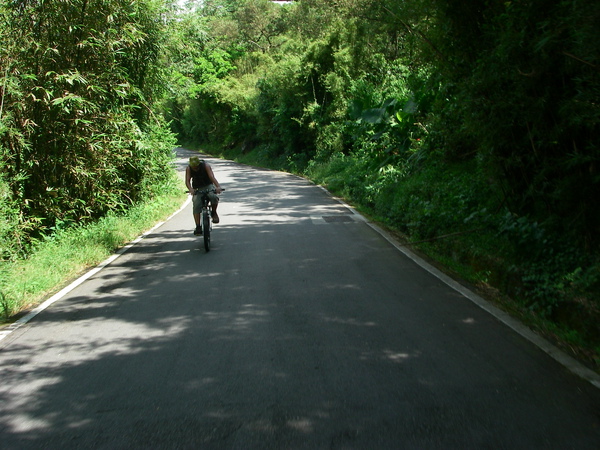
[1,149,599,449]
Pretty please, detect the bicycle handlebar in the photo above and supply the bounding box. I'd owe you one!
[188,188,225,195]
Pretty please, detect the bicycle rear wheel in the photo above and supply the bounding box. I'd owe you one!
[202,210,211,251]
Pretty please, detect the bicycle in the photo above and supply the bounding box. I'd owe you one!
[194,187,224,252]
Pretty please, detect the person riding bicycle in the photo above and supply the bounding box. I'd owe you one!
[185,156,222,236]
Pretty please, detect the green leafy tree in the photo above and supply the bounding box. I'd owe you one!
[0,0,172,252]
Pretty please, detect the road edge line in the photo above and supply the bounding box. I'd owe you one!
[0,196,192,344]
[316,184,600,390]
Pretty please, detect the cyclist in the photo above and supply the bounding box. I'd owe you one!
[185,156,223,235]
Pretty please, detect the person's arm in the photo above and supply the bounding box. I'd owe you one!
[185,166,194,195]
[205,163,222,194]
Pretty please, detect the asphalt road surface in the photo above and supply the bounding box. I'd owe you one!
[1,148,599,449]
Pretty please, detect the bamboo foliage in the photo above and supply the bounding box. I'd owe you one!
[0,0,171,257]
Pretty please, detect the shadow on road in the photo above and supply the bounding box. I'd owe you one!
[1,151,599,448]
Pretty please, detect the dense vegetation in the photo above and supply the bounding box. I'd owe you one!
[1,0,178,256]
[163,0,599,367]
[0,0,180,313]
[1,1,598,368]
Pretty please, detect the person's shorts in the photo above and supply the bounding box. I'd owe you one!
[192,184,219,214]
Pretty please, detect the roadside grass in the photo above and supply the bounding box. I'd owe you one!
[0,189,186,322]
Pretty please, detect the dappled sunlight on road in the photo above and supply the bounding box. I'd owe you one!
[0,316,191,436]
[382,349,413,363]
[2,150,599,448]
[220,192,358,226]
